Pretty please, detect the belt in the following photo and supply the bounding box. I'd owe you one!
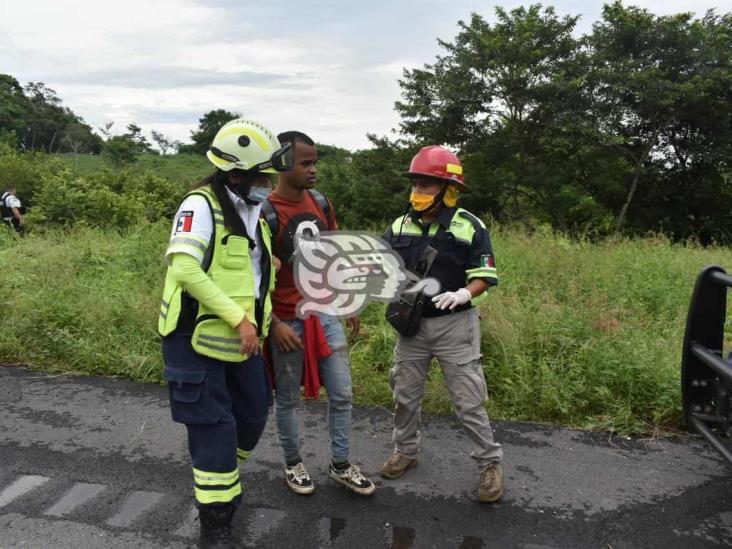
[421,302,472,318]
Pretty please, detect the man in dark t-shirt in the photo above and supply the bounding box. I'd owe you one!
[268,187,336,320]
[266,131,375,497]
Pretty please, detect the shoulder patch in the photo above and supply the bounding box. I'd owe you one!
[175,211,194,233]
[480,253,495,268]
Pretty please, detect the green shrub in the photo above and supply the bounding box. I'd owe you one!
[102,135,141,166]
[2,223,728,435]
[54,152,211,187]
[0,149,62,206]
[0,223,168,380]
[29,168,184,228]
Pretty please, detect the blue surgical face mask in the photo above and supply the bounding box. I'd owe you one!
[247,186,270,204]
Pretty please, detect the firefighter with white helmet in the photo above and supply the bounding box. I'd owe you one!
[381,145,504,503]
[159,118,291,547]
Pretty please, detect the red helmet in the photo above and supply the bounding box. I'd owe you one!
[406,145,467,190]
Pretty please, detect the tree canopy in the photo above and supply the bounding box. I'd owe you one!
[1,3,731,242]
[0,75,101,154]
[387,2,732,241]
[179,109,240,154]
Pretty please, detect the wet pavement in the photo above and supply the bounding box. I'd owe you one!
[0,365,731,548]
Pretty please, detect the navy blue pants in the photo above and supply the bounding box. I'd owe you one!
[162,332,271,508]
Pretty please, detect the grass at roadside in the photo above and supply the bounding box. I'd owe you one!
[1,223,730,435]
[0,224,168,381]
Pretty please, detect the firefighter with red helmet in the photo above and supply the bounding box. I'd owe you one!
[380,145,504,503]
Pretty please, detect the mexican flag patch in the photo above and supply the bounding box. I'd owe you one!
[176,211,193,233]
[480,254,494,268]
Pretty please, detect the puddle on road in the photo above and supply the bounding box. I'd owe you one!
[318,516,347,544]
[242,507,286,545]
[384,524,416,548]
[381,522,486,549]
[459,536,486,548]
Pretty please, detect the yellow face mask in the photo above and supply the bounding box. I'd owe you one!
[443,184,459,208]
[409,192,436,212]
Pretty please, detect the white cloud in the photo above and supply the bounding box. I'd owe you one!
[2,0,731,150]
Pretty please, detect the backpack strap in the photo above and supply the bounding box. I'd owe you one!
[261,197,279,237]
[308,189,331,216]
[260,190,331,238]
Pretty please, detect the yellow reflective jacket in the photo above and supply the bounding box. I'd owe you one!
[158,185,275,362]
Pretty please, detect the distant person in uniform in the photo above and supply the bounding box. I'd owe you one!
[1,186,24,234]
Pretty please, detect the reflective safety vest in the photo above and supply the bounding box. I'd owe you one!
[158,185,275,362]
[387,207,496,307]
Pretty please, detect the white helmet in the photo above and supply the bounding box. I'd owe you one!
[206,118,293,173]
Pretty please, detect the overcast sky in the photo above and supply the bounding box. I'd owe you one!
[2,1,730,151]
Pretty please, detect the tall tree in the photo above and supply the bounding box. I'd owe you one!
[61,122,102,160]
[182,109,239,154]
[0,75,29,145]
[646,11,732,242]
[390,4,732,239]
[22,82,80,152]
[124,123,154,153]
[151,130,175,155]
[396,5,599,229]
[0,74,99,154]
[97,121,114,140]
[588,2,715,231]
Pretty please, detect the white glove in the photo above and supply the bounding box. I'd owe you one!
[431,288,472,310]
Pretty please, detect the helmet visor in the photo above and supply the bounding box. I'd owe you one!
[208,141,293,173]
[252,142,293,173]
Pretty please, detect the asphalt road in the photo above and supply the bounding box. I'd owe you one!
[1,365,731,548]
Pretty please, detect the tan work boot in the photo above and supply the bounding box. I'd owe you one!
[479,462,504,503]
[380,452,418,479]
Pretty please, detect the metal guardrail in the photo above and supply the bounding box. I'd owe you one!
[682,266,732,465]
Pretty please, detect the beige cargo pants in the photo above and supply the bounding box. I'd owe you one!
[390,307,502,469]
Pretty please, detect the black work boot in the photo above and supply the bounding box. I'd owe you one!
[199,505,239,549]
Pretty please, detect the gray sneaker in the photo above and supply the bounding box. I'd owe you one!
[284,461,315,495]
[328,462,376,496]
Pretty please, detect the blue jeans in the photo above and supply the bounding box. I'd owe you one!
[269,314,353,463]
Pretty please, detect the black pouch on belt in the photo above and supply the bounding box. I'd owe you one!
[385,244,438,337]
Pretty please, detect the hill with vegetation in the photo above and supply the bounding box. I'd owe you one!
[2,2,732,436]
